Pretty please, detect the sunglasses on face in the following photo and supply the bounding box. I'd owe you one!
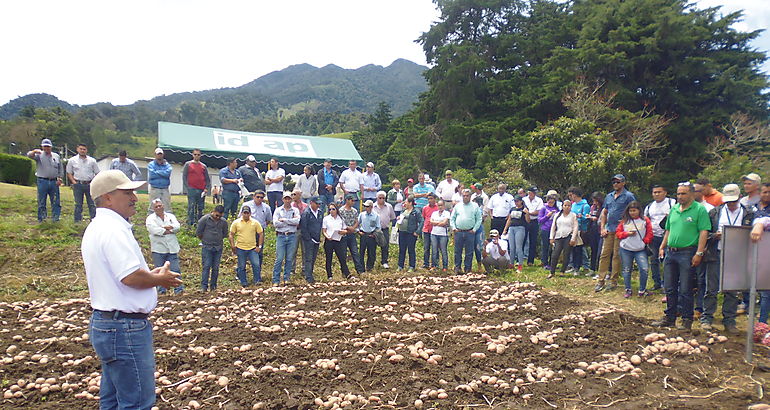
[255,196,264,199]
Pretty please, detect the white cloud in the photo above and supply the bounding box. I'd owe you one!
[0,1,766,107]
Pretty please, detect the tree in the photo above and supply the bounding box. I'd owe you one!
[499,117,652,194]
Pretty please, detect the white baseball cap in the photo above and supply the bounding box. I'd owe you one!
[90,170,146,199]
[722,184,741,202]
[154,148,164,155]
[246,155,256,162]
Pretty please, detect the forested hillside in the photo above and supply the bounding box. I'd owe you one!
[0,59,427,158]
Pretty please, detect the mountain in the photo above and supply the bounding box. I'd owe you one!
[0,93,77,119]
[0,59,428,121]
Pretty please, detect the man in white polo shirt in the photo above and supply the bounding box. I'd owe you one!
[82,170,182,409]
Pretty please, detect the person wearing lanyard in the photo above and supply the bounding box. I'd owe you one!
[272,192,301,285]
[652,181,711,331]
[82,170,181,409]
[66,143,100,222]
[27,138,63,222]
[317,159,339,214]
[700,184,752,333]
[357,200,381,272]
[451,189,483,274]
[219,158,243,220]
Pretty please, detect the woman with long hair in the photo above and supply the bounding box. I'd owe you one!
[548,200,579,278]
[396,196,423,272]
[322,204,352,280]
[615,201,653,298]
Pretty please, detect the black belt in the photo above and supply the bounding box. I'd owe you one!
[93,309,149,319]
[276,231,295,235]
[37,177,57,181]
[457,229,473,232]
[76,180,92,184]
[668,246,697,252]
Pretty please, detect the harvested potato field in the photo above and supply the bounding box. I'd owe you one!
[0,274,765,409]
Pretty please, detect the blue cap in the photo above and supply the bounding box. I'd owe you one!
[309,196,320,203]
[612,174,626,182]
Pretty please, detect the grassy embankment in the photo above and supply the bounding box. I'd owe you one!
[1,182,734,328]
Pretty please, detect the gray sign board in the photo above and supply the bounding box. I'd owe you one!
[720,225,770,291]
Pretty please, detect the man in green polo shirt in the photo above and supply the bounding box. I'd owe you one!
[652,182,711,331]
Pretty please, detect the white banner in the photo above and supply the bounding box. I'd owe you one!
[213,131,317,158]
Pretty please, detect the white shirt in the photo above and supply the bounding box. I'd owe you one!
[339,168,363,192]
[145,211,181,254]
[697,200,715,212]
[645,198,675,237]
[82,208,157,314]
[436,179,459,201]
[322,214,347,241]
[451,192,462,204]
[265,168,285,192]
[487,192,514,217]
[523,195,544,216]
[717,205,744,251]
[549,212,578,241]
[430,209,451,236]
[741,194,761,208]
[485,239,510,261]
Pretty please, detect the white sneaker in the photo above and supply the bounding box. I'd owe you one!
[565,268,575,274]
[382,263,390,269]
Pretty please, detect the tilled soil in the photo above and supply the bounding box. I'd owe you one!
[0,274,766,409]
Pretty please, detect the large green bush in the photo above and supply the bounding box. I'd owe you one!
[0,153,35,185]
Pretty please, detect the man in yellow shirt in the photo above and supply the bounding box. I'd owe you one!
[229,205,264,287]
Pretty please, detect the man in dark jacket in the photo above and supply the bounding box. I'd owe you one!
[700,183,753,334]
[317,159,339,214]
[238,155,265,200]
[299,197,323,283]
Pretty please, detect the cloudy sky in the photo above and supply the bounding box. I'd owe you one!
[0,0,767,106]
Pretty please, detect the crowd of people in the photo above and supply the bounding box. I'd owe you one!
[27,139,770,334]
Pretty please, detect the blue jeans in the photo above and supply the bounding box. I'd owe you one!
[474,225,485,264]
[663,248,697,321]
[187,188,205,225]
[236,248,261,286]
[454,230,475,272]
[431,234,449,269]
[649,236,665,289]
[507,226,526,265]
[422,232,432,268]
[320,192,335,214]
[272,233,298,283]
[761,292,770,323]
[398,232,417,269]
[73,182,95,222]
[151,252,183,294]
[341,234,365,273]
[526,221,539,264]
[360,234,377,271]
[267,191,282,215]
[620,248,649,291]
[90,311,155,410]
[222,190,240,220]
[539,230,551,267]
[201,246,222,291]
[302,239,319,283]
[701,255,739,326]
[36,178,60,221]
